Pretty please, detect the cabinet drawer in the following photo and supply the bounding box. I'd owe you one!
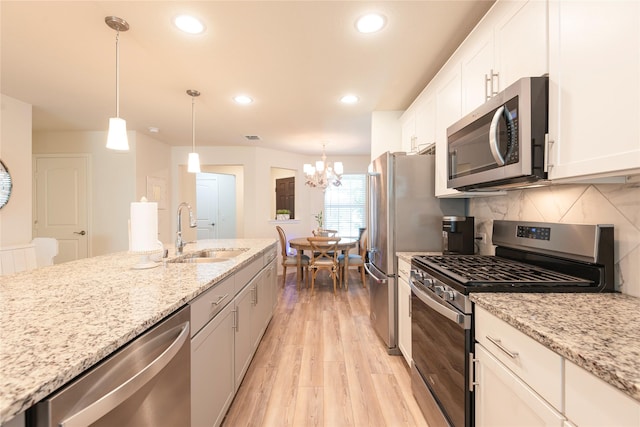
[475,305,563,410]
[397,258,411,282]
[263,244,277,265]
[565,360,640,427]
[235,257,262,289]
[191,276,235,336]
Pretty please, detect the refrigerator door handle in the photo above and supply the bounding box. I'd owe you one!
[364,262,388,283]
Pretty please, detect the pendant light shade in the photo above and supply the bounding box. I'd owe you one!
[106,117,129,151]
[105,16,130,151]
[187,89,201,173]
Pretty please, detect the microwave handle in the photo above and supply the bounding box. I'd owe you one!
[489,105,506,166]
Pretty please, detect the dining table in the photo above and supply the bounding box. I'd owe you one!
[288,237,359,290]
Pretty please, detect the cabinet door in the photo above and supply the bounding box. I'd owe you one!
[565,360,640,427]
[234,279,255,388]
[415,92,436,152]
[251,261,275,351]
[461,28,495,115]
[475,344,565,427]
[401,111,417,153]
[435,67,464,197]
[548,0,640,180]
[191,303,235,427]
[495,0,548,90]
[397,274,412,367]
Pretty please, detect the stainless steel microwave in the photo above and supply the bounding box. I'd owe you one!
[447,76,548,191]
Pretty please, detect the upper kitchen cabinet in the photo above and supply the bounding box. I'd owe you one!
[547,0,640,181]
[461,0,548,115]
[401,88,436,154]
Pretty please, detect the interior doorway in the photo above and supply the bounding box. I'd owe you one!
[275,177,295,219]
[196,173,236,239]
[33,154,90,263]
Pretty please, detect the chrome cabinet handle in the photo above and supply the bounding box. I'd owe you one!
[486,335,519,359]
[211,294,228,307]
[469,354,479,391]
[232,308,238,330]
[59,321,189,427]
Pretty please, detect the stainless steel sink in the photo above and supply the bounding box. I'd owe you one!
[169,249,248,264]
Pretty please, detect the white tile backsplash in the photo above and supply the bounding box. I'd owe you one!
[469,183,640,297]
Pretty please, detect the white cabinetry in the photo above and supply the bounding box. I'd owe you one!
[401,91,436,155]
[435,65,463,197]
[191,244,278,427]
[475,345,565,427]
[397,257,412,366]
[461,0,548,116]
[565,360,640,427]
[548,0,640,181]
[474,305,565,425]
[192,300,236,427]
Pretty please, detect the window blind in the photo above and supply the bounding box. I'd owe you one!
[323,174,366,239]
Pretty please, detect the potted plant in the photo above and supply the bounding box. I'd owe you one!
[276,209,290,220]
[314,211,328,236]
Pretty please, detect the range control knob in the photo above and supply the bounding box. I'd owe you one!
[443,290,456,301]
[433,285,445,295]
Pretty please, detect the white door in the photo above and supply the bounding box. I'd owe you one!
[196,174,218,239]
[196,173,236,240]
[33,155,89,263]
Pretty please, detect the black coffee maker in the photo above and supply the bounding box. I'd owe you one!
[442,216,475,255]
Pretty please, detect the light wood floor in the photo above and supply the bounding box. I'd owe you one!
[222,270,429,427]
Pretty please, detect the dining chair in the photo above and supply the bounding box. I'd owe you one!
[307,236,341,294]
[338,234,367,290]
[312,229,338,237]
[276,226,309,289]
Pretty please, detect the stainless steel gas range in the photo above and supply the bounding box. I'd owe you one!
[409,220,615,427]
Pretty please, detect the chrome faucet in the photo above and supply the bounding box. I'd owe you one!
[176,202,197,255]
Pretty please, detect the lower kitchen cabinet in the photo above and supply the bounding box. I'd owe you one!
[191,302,236,427]
[564,360,640,427]
[191,244,278,427]
[397,257,412,366]
[475,344,565,427]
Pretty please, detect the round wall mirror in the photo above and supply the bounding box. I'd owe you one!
[0,160,12,209]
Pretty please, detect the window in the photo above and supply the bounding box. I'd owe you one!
[323,174,366,239]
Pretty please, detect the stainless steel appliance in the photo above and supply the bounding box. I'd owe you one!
[409,220,614,427]
[365,151,466,353]
[442,216,475,255]
[29,306,191,427]
[447,76,548,191]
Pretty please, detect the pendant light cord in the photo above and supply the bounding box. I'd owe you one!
[191,95,196,151]
[115,30,120,118]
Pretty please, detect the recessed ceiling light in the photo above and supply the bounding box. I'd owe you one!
[340,94,359,104]
[234,95,253,105]
[174,15,205,34]
[356,13,386,33]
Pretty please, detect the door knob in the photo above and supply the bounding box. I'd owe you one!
[211,223,215,226]
[74,230,86,236]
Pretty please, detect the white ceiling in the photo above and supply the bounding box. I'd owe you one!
[1,1,494,156]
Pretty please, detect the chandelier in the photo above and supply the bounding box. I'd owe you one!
[303,143,343,189]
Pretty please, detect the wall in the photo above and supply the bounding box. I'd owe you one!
[33,130,170,256]
[0,94,33,246]
[469,183,640,297]
[136,133,172,244]
[371,111,403,161]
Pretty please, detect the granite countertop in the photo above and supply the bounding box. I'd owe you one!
[397,252,441,263]
[471,292,640,403]
[0,238,275,424]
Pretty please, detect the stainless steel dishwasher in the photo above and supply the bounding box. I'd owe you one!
[29,306,190,427]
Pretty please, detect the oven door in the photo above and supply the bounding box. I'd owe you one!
[410,280,472,427]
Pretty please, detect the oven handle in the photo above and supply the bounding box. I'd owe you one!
[410,280,467,327]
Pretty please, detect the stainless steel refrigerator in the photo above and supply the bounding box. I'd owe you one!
[365,151,466,353]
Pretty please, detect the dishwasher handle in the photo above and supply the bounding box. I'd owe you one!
[59,321,190,427]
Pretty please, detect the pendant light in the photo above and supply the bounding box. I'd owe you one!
[105,16,130,151]
[187,89,201,173]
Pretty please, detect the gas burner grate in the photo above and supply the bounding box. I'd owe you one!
[419,255,591,286]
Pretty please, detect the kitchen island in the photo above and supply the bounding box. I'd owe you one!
[0,238,275,424]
